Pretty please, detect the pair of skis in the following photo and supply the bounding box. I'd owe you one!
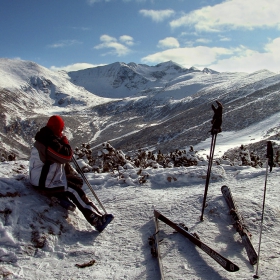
[199,134,258,266]
[149,209,239,279]
[151,188,258,276]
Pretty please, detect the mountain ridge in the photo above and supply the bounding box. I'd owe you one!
[0,58,279,159]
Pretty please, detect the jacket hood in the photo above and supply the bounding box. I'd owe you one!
[46,115,64,137]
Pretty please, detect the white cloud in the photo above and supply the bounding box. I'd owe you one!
[94,34,133,56]
[139,9,175,22]
[170,0,280,32]
[119,35,134,46]
[141,46,233,67]
[50,63,105,72]
[210,38,280,72]
[264,37,280,53]
[157,37,180,49]
[48,40,82,48]
[141,37,280,73]
[196,38,211,44]
[219,36,231,42]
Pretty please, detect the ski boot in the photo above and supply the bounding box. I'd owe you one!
[93,214,114,233]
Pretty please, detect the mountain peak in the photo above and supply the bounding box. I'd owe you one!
[188,66,200,72]
[155,60,184,69]
[202,67,219,74]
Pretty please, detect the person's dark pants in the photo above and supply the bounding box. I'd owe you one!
[34,174,102,224]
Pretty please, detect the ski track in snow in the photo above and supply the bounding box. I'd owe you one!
[0,160,280,279]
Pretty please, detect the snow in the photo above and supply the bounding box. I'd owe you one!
[0,135,279,279]
[1,58,280,279]
[195,111,280,158]
[0,58,113,111]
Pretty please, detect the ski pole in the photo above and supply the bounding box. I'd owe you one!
[200,101,223,221]
[72,156,107,214]
[254,141,273,279]
[200,132,217,221]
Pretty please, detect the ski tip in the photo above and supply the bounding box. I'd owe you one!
[230,264,240,272]
[154,209,161,218]
[224,262,239,272]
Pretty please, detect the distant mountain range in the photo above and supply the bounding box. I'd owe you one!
[0,58,280,159]
[67,61,219,98]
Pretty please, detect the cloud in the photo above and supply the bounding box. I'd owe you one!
[157,37,180,49]
[139,9,175,22]
[94,34,133,56]
[141,46,233,67]
[196,38,211,44]
[50,63,105,72]
[48,40,82,48]
[209,38,280,72]
[141,37,280,73]
[119,35,134,46]
[219,35,231,42]
[170,0,280,32]
[265,37,280,53]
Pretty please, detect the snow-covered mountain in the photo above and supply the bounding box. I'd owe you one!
[68,61,193,98]
[0,58,280,160]
[0,58,111,157]
[67,61,240,99]
[0,58,111,108]
[67,61,280,156]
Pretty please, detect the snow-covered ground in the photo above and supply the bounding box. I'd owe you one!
[0,133,279,279]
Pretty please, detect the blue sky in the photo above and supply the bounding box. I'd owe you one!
[1,0,280,73]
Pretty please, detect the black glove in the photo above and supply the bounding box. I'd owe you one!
[267,141,273,172]
[210,101,223,134]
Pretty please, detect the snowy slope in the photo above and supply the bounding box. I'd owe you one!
[0,58,113,157]
[196,111,280,158]
[0,58,111,110]
[0,135,279,279]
